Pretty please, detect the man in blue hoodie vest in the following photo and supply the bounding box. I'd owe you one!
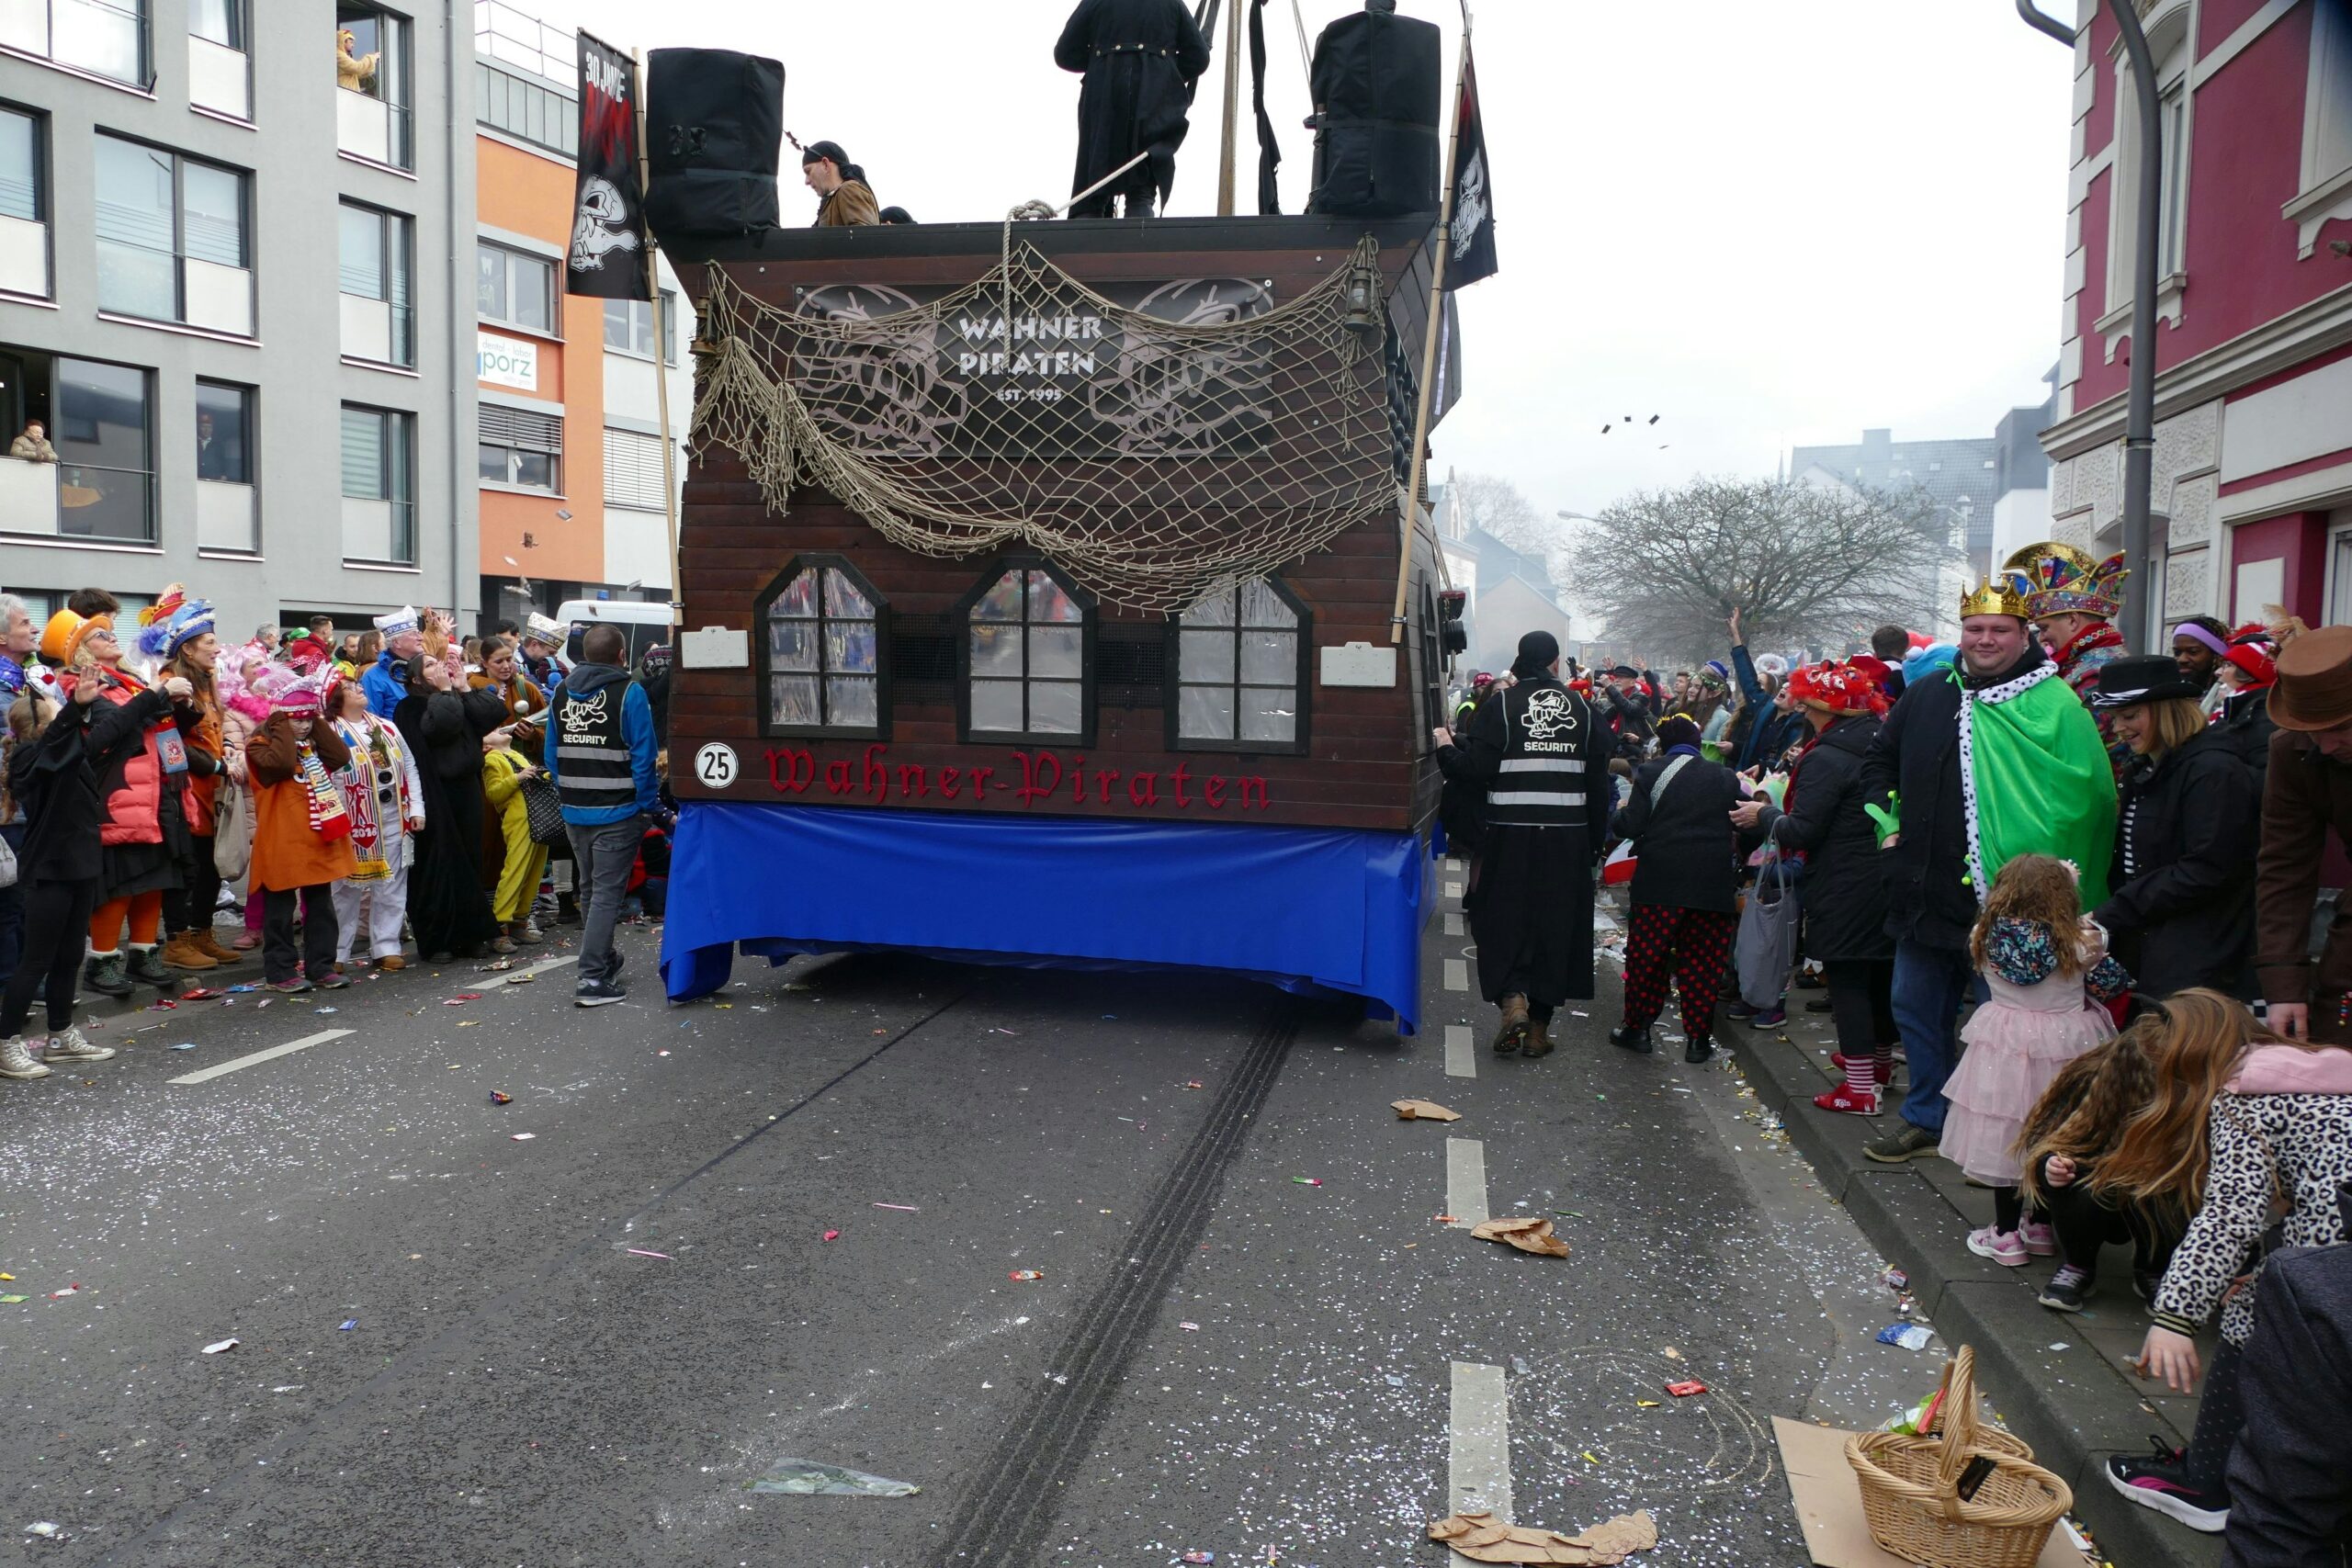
[544,624,659,1006]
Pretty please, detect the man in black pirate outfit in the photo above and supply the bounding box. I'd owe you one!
[1433,630,1612,1059]
[1054,0,1213,218]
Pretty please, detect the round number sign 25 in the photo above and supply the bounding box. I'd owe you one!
[695,743,739,789]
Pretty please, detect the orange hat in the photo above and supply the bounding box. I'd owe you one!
[38,608,109,667]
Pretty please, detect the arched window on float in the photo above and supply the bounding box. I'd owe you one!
[756,556,888,739]
[958,561,1093,744]
[1170,575,1310,755]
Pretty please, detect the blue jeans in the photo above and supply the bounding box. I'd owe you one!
[1892,938,1975,1134]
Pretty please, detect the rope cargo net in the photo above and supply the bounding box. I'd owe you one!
[692,236,1395,615]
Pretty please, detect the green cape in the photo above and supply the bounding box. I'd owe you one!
[1957,662,2116,908]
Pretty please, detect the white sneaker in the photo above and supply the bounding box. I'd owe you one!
[42,1026,116,1063]
[0,1035,51,1079]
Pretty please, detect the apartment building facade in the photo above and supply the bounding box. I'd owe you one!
[0,0,475,639]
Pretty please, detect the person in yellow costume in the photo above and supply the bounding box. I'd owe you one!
[481,730,548,954]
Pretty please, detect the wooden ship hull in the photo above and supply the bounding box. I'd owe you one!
[658,215,1455,1028]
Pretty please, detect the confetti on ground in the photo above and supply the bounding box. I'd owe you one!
[873,1202,919,1212]
[1666,1380,1709,1397]
[822,1230,841,1242]
[169,1042,197,1051]
[338,1319,357,1331]
[1293,1177,1322,1187]
[1009,1269,1045,1281]
[446,994,483,1005]
[510,1133,537,1142]
[626,1248,673,1260]
[488,1091,512,1105]
[0,1295,26,1304]
[201,1337,238,1354]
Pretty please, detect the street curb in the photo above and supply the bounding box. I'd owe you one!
[1723,1019,2223,1568]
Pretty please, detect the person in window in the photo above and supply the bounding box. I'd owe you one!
[335,26,379,90]
[8,420,56,463]
[392,649,505,963]
[1054,0,1211,219]
[196,408,234,481]
[801,141,880,228]
[1430,629,1611,1061]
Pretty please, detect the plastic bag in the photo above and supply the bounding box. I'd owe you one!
[1734,842,1800,1009]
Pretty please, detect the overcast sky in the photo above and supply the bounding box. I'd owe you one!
[525,0,2077,522]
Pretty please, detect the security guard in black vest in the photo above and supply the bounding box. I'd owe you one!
[1432,630,1611,1059]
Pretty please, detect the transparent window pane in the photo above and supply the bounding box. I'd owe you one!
[824,619,876,674]
[1239,689,1297,744]
[194,382,248,482]
[603,299,630,352]
[972,570,1022,622]
[94,137,174,254]
[826,675,878,728]
[340,408,383,499]
[1179,684,1236,740]
[1184,582,1236,626]
[767,619,818,671]
[511,449,553,489]
[970,679,1024,733]
[772,568,817,618]
[475,245,505,320]
[969,625,1021,677]
[822,568,874,617]
[96,239,175,320]
[1028,626,1082,679]
[769,673,820,728]
[57,358,148,469]
[56,468,151,541]
[191,0,241,50]
[338,205,384,298]
[181,163,244,267]
[1028,570,1082,623]
[1238,578,1297,627]
[55,0,142,84]
[0,111,40,223]
[1029,680,1082,734]
[1239,630,1295,686]
[478,445,509,482]
[1182,628,1235,683]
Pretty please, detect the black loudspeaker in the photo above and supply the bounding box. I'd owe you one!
[1306,8,1441,219]
[643,48,785,240]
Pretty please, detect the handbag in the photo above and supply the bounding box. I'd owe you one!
[519,772,568,846]
[212,773,253,880]
[1734,840,1802,1010]
[0,829,16,890]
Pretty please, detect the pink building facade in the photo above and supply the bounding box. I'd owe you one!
[2041,0,2352,627]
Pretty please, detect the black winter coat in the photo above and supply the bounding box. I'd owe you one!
[1055,0,1210,208]
[1759,715,1893,963]
[10,686,168,885]
[2094,725,2258,996]
[2219,1243,2352,1568]
[1610,750,1741,914]
[2211,685,2278,796]
[1860,643,2050,952]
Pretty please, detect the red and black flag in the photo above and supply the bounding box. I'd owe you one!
[565,29,650,299]
[1445,38,1497,288]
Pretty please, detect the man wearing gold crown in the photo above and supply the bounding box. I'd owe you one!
[1852,574,2118,1164]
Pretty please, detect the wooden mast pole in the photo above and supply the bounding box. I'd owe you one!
[1389,35,1465,645]
[632,46,683,631]
[1216,0,1244,214]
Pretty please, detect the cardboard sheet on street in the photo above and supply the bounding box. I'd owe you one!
[1469,1216,1570,1258]
[1393,1098,1462,1122]
[1430,1509,1656,1565]
[1771,1417,2093,1568]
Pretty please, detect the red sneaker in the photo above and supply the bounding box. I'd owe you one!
[1832,1052,1893,1085]
[1814,1085,1880,1116]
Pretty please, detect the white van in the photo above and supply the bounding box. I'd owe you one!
[554,599,675,670]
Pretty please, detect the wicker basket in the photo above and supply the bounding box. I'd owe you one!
[1845,1348,2073,1568]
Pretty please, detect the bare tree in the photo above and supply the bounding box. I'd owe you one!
[1448,472,1559,566]
[1566,476,1951,660]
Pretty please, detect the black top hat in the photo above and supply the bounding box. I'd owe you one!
[2088,654,2203,710]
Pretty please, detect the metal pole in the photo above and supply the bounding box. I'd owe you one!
[1216,0,1243,214]
[2109,0,2161,655]
[2015,0,2075,46]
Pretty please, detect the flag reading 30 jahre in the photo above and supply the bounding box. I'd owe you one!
[566,29,650,299]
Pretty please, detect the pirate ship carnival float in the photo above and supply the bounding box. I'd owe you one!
[645,7,1476,1027]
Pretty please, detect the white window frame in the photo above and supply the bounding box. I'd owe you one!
[0,104,50,299]
[479,400,561,493]
[477,240,557,337]
[1170,575,1309,755]
[338,200,413,367]
[2287,0,2352,256]
[92,133,251,335]
[0,0,151,90]
[602,425,667,511]
[602,292,677,366]
[339,402,414,566]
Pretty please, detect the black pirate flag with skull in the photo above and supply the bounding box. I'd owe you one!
[1445,37,1497,290]
[566,30,650,299]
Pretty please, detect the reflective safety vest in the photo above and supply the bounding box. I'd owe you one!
[1485,679,1596,830]
[551,675,635,813]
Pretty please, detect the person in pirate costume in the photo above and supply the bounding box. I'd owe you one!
[1054,0,1212,219]
[1431,629,1612,1060]
[1855,573,2118,1164]
[2007,541,2131,764]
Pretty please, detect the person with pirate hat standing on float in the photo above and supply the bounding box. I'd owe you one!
[1855,572,2117,1166]
[1432,630,1612,1062]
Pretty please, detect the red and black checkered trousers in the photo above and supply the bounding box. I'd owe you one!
[1621,904,1738,1040]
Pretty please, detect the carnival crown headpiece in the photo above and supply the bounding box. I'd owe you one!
[1959,575,2032,620]
[2010,544,2129,621]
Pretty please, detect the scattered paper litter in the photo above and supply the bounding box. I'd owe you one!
[872,1202,919,1213]
[1392,1098,1462,1122]
[1009,1269,1045,1281]
[1665,1380,1708,1397]
[1428,1508,1657,1565]
[49,1284,80,1299]
[1875,1323,1935,1350]
[445,994,482,1005]
[201,1337,238,1355]
[821,1230,840,1242]
[25,1523,62,1540]
[626,1248,673,1260]
[510,1133,537,1142]
[168,1042,197,1051]
[744,1459,919,1496]
[1,1295,27,1303]
[1469,1216,1571,1258]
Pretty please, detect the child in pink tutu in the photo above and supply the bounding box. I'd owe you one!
[1945,853,2132,1267]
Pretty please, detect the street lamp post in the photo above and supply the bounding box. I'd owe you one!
[2019,0,2161,653]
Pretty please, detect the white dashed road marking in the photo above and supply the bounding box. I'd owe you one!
[1443,912,1464,937]
[1443,1023,1475,1079]
[1444,880,1464,900]
[1443,959,1468,993]
[1449,1359,1513,1521]
[1445,1136,1489,1226]
[168,1029,355,1086]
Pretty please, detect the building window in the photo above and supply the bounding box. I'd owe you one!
[334,4,411,169]
[0,107,47,299]
[2311,0,2352,190]
[474,62,577,158]
[604,426,668,510]
[962,563,1090,742]
[93,135,250,335]
[1172,576,1306,751]
[479,402,560,491]
[339,403,413,565]
[759,558,885,737]
[0,347,154,544]
[187,0,246,118]
[193,378,254,552]
[604,293,676,365]
[338,201,413,367]
[477,242,554,334]
[0,0,149,87]
[2157,77,2188,276]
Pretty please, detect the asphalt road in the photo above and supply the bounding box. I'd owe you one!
[4,880,1946,1568]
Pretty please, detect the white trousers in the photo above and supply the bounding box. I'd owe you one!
[334,857,409,961]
